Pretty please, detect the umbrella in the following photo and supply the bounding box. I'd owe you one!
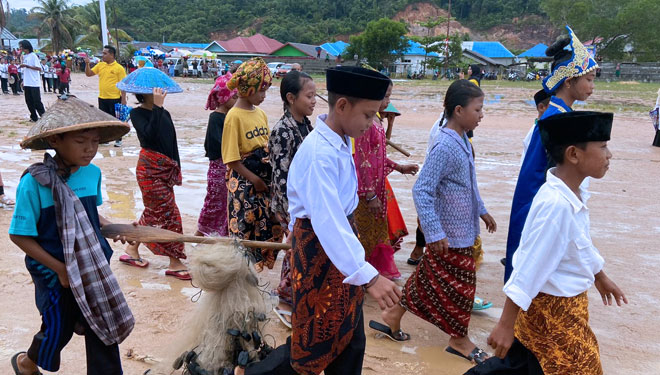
[117,67,183,94]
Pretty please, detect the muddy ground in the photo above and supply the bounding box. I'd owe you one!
[0,74,658,374]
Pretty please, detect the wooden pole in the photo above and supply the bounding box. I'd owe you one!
[315,93,411,157]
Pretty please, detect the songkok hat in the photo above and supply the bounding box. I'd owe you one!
[538,111,612,150]
[534,89,551,106]
[326,66,391,101]
[542,26,598,93]
[21,95,130,150]
[117,67,182,94]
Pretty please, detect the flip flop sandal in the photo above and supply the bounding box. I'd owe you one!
[445,346,490,365]
[273,306,293,329]
[0,195,15,206]
[368,320,411,342]
[473,296,493,311]
[119,254,149,268]
[11,352,42,375]
[165,269,192,281]
[407,256,422,265]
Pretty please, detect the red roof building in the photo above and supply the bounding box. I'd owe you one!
[217,34,284,54]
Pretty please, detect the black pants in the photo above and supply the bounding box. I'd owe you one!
[42,75,47,92]
[45,77,53,92]
[245,313,365,375]
[10,73,19,94]
[26,288,122,374]
[416,225,426,247]
[99,98,122,141]
[24,86,45,121]
[1,77,7,93]
[59,82,70,94]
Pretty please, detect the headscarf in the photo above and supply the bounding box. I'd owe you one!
[226,57,272,98]
[468,64,482,86]
[206,72,237,110]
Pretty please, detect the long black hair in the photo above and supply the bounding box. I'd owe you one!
[280,70,313,111]
[19,40,34,53]
[546,36,572,72]
[468,64,483,85]
[436,79,484,132]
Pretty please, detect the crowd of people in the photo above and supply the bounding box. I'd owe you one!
[4,25,631,375]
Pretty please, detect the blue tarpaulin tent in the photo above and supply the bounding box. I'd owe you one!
[518,43,549,58]
[320,41,350,57]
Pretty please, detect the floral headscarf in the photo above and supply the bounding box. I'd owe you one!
[206,72,237,110]
[227,57,272,98]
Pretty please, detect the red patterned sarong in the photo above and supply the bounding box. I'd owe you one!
[385,178,408,245]
[197,158,228,236]
[136,148,185,259]
[401,243,476,337]
[290,217,364,375]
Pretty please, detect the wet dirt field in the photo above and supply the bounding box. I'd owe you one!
[0,74,659,374]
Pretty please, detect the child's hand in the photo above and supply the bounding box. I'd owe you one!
[252,177,269,193]
[153,87,167,107]
[428,238,450,257]
[367,196,382,214]
[56,263,70,288]
[594,271,628,306]
[398,164,419,176]
[481,213,497,233]
[487,321,515,358]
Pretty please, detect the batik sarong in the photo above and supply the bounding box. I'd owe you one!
[136,148,185,259]
[290,217,365,375]
[227,147,283,270]
[515,292,602,375]
[197,158,228,236]
[401,242,476,337]
[354,199,401,279]
[276,249,293,306]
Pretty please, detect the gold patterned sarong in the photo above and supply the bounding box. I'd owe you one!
[515,292,603,375]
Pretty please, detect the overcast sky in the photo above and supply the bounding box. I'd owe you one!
[11,0,93,11]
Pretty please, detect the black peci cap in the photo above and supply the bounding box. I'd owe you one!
[326,66,391,101]
[539,111,613,149]
[534,89,552,106]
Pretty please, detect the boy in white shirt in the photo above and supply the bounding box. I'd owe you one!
[235,66,402,375]
[468,111,627,375]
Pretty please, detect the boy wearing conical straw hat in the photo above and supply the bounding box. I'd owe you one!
[9,96,135,375]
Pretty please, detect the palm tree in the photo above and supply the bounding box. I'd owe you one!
[74,1,132,51]
[31,0,78,54]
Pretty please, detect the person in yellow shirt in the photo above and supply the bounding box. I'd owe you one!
[222,57,283,271]
[85,45,127,147]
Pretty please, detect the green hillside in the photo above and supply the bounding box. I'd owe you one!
[8,0,543,44]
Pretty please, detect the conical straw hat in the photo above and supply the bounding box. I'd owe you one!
[21,95,130,150]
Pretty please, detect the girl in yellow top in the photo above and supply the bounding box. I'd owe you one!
[222,58,284,270]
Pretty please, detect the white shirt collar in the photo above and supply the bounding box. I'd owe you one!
[545,168,590,213]
[315,114,350,152]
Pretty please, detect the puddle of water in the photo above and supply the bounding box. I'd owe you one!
[416,346,475,374]
[140,282,172,291]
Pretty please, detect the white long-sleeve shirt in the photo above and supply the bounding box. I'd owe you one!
[504,168,605,311]
[287,114,378,286]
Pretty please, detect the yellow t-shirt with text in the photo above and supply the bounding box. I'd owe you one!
[92,61,126,99]
[221,107,269,164]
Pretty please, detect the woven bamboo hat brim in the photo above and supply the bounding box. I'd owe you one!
[21,95,130,150]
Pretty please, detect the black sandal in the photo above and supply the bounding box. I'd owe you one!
[11,352,42,375]
[407,256,422,265]
[445,346,490,365]
[368,320,411,342]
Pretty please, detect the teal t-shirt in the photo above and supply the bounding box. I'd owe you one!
[9,163,113,312]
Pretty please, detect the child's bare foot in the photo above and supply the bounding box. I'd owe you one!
[381,304,406,332]
[234,366,245,375]
[120,243,148,267]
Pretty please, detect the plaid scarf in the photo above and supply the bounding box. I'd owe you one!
[27,154,134,345]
